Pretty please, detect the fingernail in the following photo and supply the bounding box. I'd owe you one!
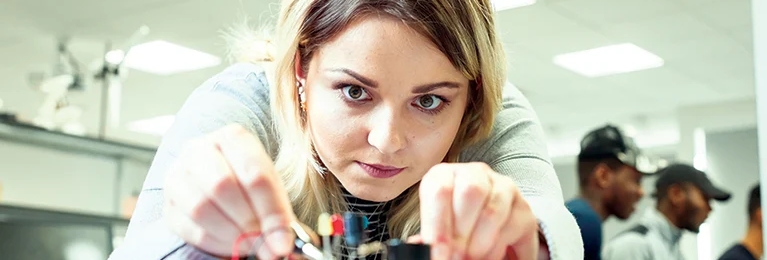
[266,230,294,255]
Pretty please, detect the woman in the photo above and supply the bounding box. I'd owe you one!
[109,0,583,259]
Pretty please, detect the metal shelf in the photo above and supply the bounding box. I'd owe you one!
[0,203,130,226]
[0,120,157,162]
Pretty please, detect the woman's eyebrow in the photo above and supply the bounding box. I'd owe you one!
[325,67,461,93]
[325,68,378,87]
[412,82,460,94]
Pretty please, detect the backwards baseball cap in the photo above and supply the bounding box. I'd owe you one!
[578,124,655,174]
[653,164,731,201]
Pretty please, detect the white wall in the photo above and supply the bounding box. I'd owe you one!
[677,99,758,165]
[0,139,149,216]
[753,0,767,253]
[674,99,758,260]
[553,161,579,200]
[704,127,760,259]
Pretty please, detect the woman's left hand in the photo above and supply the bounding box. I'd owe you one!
[417,162,540,260]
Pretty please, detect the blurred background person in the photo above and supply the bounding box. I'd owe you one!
[602,164,732,260]
[719,184,762,260]
[566,124,650,260]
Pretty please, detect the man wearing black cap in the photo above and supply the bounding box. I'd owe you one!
[602,163,731,260]
[718,184,762,260]
[565,125,652,260]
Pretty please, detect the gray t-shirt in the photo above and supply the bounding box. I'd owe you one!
[107,63,583,260]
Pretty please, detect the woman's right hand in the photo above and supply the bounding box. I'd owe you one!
[163,124,296,259]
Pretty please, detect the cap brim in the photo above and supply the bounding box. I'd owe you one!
[618,152,659,176]
[630,164,657,176]
[703,185,732,201]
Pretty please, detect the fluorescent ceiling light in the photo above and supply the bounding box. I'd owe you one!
[123,40,221,75]
[492,0,536,11]
[127,115,175,136]
[553,43,664,77]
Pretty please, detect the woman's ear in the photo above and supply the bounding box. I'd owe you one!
[294,52,307,86]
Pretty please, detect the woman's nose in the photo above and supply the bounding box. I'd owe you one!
[367,109,408,154]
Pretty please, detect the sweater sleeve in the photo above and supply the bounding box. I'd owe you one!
[108,63,277,260]
[459,83,584,260]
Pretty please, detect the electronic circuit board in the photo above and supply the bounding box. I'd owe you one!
[238,211,431,260]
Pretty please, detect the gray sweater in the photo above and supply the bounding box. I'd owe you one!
[108,63,583,260]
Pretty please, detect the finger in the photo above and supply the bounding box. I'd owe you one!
[254,234,278,260]
[189,138,260,233]
[505,247,519,260]
[253,225,297,260]
[168,167,242,247]
[261,222,319,260]
[452,163,492,255]
[213,124,296,256]
[419,163,455,259]
[163,202,231,257]
[484,214,517,260]
[509,225,539,260]
[484,245,509,260]
[497,186,539,260]
[466,174,512,259]
[406,234,423,244]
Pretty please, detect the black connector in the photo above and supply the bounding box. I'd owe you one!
[385,239,430,260]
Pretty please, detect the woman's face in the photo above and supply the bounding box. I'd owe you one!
[300,15,470,202]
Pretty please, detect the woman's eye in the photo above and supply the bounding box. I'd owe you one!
[342,85,369,100]
[415,95,442,110]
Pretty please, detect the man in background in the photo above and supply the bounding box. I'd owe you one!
[719,184,762,260]
[602,164,732,259]
[566,124,653,260]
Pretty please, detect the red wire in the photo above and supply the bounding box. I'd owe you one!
[231,231,262,260]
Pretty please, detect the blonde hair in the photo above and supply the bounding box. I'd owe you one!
[230,0,506,239]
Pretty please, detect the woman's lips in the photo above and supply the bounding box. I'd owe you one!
[356,162,405,178]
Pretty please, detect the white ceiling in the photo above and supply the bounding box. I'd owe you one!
[0,0,756,158]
